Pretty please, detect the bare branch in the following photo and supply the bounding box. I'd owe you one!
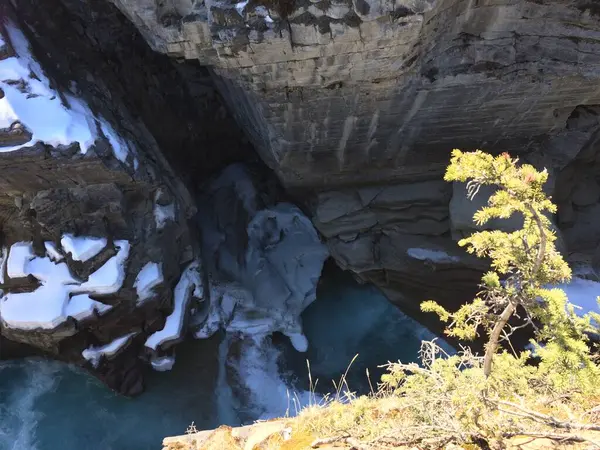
[494,399,600,431]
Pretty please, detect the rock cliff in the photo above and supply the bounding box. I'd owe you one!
[3,0,600,394]
[0,5,198,395]
[103,0,600,319]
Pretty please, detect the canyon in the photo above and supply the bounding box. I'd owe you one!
[1,0,600,401]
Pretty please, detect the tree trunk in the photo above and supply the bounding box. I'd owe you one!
[483,302,516,377]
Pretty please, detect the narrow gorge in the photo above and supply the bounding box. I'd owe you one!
[1,0,600,449]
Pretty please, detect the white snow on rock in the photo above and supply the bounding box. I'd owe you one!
[150,356,175,372]
[7,242,34,278]
[82,332,137,368]
[27,257,78,284]
[0,22,97,153]
[559,277,600,317]
[154,203,175,229]
[74,240,130,295]
[1,282,71,330]
[134,262,163,304]
[60,234,107,262]
[44,242,64,262]
[407,248,460,264]
[145,261,202,351]
[99,118,129,163]
[66,293,113,321]
[235,0,249,15]
[0,21,134,164]
[0,238,130,330]
[1,245,81,329]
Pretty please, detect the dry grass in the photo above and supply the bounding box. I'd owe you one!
[261,428,315,450]
[201,426,243,450]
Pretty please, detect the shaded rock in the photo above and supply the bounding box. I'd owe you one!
[564,203,600,253]
[572,178,600,207]
[330,230,487,335]
[449,182,523,239]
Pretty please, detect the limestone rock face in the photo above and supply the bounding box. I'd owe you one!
[104,0,600,319]
[107,0,600,187]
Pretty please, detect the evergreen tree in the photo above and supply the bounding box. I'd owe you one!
[422,149,599,379]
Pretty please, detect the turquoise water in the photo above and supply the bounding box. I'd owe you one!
[0,268,444,450]
[285,268,447,396]
[0,337,222,450]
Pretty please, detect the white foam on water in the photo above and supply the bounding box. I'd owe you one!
[218,334,314,422]
[0,360,60,450]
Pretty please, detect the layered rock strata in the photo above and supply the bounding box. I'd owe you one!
[105,0,600,321]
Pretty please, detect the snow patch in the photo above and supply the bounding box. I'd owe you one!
[7,242,34,278]
[0,247,6,283]
[407,248,460,264]
[235,0,249,15]
[66,294,113,321]
[0,20,135,165]
[559,277,600,317]
[154,203,175,229]
[99,118,129,163]
[0,238,130,330]
[26,257,78,284]
[255,6,274,23]
[82,332,137,368]
[44,242,63,262]
[145,262,202,351]
[1,283,71,330]
[60,234,106,262]
[74,240,130,295]
[134,262,163,304]
[150,356,175,372]
[0,23,97,153]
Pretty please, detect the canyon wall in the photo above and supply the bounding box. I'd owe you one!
[4,0,600,392]
[1,0,327,393]
[105,0,600,318]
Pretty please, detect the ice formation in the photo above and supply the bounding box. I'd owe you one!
[82,332,137,368]
[150,356,175,372]
[559,277,600,317]
[193,165,328,353]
